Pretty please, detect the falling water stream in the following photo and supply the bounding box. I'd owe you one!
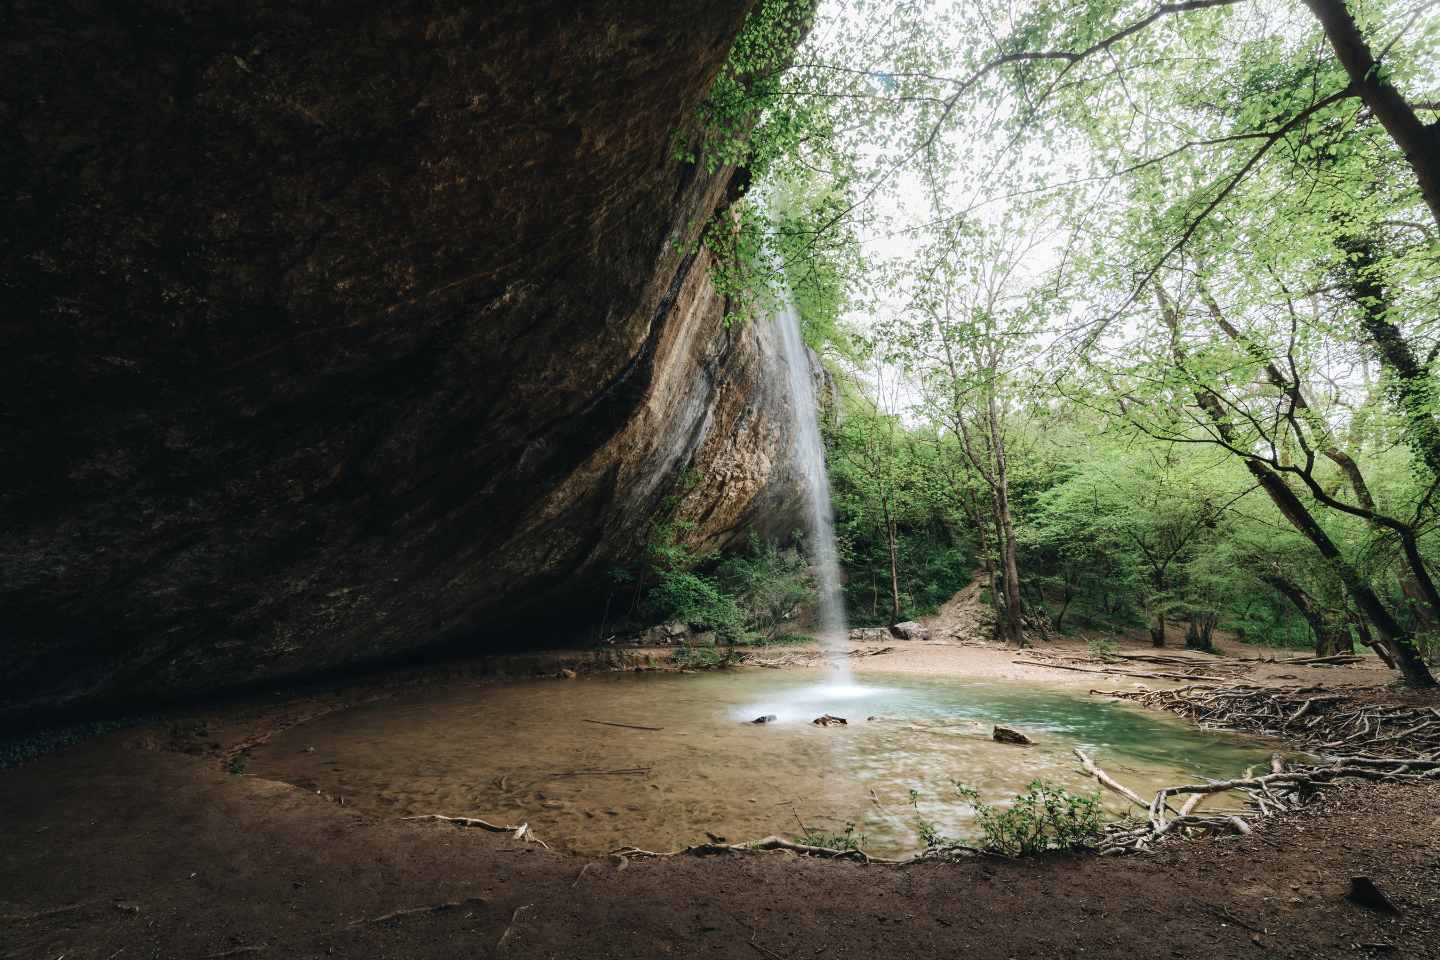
[769,232,849,673]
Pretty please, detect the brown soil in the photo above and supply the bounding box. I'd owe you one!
[3,594,1438,959]
[2,732,1436,960]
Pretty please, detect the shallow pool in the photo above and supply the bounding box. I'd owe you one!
[245,669,1275,857]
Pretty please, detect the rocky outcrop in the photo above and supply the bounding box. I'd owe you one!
[0,0,820,728]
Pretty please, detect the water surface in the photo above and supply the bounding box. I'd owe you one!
[246,669,1273,857]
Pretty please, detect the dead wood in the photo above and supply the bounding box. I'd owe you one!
[581,719,663,731]
[1094,684,1440,758]
[496,904,532,951]
[352,898,487,925]
[1014,658,1233,683]
[1073,749,1150,808]
[610,834,908,865]
[1091,682,1440,852]
[399,814,550,848]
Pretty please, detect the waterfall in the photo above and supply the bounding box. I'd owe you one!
[772,292,848,658]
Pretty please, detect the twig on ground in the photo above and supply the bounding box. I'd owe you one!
[496,904,532,952]
[581,720,664,731]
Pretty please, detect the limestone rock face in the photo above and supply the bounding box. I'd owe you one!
[0,0,819,728]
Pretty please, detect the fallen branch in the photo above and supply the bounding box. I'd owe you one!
[1073,749,1151,808]
[352,899,487,925]
[581,719,664,731]
[1015,658,1232,683]
[610,835,906,865]
[399,814,550,848]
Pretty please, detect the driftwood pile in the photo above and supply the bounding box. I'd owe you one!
[1080,748,1440,852]
[1014,650,1366,684]
[1110,651,1365,671]
[1078,682,1440,852]
[1099,683,1440,756]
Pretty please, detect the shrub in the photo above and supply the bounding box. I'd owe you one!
[799,820,870,853]
[952,779,1104,856]
[907,780,1105,856]
[713,533,813,640]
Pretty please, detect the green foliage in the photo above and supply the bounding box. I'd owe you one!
[228,757,251,775]
[613,491,817,647]
[714,533,815,640]
[799,820,871,853]
[951,780,1106,857]
[906,789,962,851]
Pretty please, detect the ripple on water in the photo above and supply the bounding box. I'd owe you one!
[244,669,1276,857]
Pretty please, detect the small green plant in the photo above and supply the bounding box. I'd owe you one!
[228,757,251,774]
[907,789,962,851]
[952,779,1105,856]
[799,820,870,853]
[645,653,657,669]
[1086,636,1119,661]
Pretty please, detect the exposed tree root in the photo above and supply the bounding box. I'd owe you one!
[351,898,489,925]
[1077,689,1440,852]
[1094,683,1440,757]
[609,835,913,865]
[495,904,532,951]
[399,814,550,849]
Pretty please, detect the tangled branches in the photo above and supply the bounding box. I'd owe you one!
[1099,683,1440,756]
[1081,682,1440,852]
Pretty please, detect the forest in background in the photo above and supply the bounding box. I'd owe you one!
[621,0,1440,684]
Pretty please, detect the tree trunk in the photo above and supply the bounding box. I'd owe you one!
[1258,567,1350,658]
[1150,615,1166,648]
[1302,0,1440,230]
[1156,284,1436,685]
[1184,617,1208,652]
[884,512,901,626]
[986,396,1028,648]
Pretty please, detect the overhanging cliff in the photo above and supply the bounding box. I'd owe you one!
[0,0,818,728]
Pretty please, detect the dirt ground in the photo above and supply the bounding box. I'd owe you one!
[2,603,1438,959]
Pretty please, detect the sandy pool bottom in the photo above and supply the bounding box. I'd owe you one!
[244,668,1277,857]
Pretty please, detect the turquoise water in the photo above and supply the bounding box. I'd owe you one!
[245,669,1274,857]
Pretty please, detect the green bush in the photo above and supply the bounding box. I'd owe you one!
[908,780,1105,856]
[621,530,815,645]
[953,779,1104,856]
[1086,636,1119,661]
[713,533,813,640]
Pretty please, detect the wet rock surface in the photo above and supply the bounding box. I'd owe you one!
[992,724,1035,745]
[0,0,822,729]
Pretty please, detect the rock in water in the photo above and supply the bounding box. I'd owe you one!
[813,714,847,726]
[752,715,777,724]
[992,724,1034,744]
